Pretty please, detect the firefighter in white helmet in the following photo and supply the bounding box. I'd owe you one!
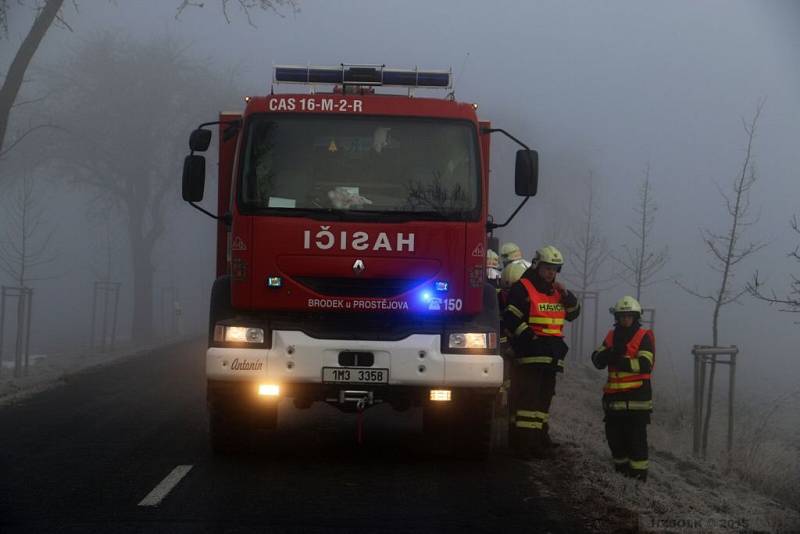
[591,296,655,482]
[502,245,580,459]
[486,249,502,288]
[500,242,531,269]
[497,259,530,417]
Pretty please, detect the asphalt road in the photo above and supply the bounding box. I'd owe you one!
[0,338,586,533]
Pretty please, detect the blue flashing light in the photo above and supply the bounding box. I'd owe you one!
[421,291,432,303]
[434,281,449,292]
[274,64,451,89]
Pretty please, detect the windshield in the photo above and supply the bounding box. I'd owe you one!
[239,114,480,219]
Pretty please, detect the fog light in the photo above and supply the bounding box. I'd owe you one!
[267,276,282,288]
[430,389,451,402]
[258,384,280,397]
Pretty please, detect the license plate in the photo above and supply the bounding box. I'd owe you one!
[322,367,389,384]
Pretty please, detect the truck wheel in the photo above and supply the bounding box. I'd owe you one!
[422,401,455,456]
[454,395,494,460]
[208,407,247,454]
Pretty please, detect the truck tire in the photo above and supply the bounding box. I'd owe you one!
[208,394,279,454]
[423,395,494,460]
[454,395,494,460]
[208,401,249,454]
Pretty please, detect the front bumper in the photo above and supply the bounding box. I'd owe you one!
[206,330,502,388]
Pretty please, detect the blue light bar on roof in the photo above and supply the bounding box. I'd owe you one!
[273,64,451,88]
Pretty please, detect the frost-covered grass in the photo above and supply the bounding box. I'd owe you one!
[541,361,800,532]
[0,339,177,406]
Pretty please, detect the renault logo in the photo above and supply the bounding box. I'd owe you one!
[352,259,365,275]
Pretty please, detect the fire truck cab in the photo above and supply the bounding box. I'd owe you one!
[182,64,538,459]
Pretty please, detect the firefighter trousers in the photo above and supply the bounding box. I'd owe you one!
[604,413,649,481]
[510,364,556,452]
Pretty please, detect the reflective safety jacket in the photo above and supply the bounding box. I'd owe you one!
[520,278,566,337]
[502,271,580,371]
[591,325,655,413]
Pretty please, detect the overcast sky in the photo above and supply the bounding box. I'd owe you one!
[3,0,799,395]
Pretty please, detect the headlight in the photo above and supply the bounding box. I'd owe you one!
[214,325,265,344]
[448,332,497,350]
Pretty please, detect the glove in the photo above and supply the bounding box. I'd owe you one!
[591,350,606,369]
[606,349,624,367]
[561,290,578,308]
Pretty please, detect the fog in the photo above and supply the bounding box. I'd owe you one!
[2,0,799,403]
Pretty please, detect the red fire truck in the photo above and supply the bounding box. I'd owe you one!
[182,64,538,458]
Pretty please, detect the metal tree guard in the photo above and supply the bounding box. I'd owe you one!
[90,281,121,353]
[0,286,34,378]
[692,345,738,459]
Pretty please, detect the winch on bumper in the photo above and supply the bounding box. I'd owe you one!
[207,330,503,411]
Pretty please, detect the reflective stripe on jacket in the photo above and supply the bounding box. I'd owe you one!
[603,328,653,394]
[519,278,566,337]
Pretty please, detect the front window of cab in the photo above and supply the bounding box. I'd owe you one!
[238,115,480,220]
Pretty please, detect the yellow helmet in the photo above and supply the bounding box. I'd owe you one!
[533,245,564,271]
[500,242,523,265]
[611,295,642,317]
[486,249,500,270]
[501,261,528,289]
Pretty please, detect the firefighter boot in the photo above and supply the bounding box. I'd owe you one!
[613,459,630,477]
[542,423,560,449]
[528,431,555,459]
[629,467,648,483]
[512,431,533,460]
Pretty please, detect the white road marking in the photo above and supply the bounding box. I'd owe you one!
[138,465,193,507]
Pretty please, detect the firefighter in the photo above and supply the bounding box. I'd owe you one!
[591,296,655,482]
[497,260,529,424]
[486,249,502,288]
[500,242,531,269]
[502,245,580,459]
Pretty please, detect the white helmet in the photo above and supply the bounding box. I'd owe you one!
[500,242,523,266]
[533,245,564,272]
[611,295,642,319]
[501,260,529,289]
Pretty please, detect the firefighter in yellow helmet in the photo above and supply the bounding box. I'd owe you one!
[486,249,502,288]
[498,260,529,348]
[500,242,524,268]
[502,245,580,459]
[497,259,530,425]
[591,296,655,482]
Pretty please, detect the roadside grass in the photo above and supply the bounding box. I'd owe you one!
[539,360,800,532]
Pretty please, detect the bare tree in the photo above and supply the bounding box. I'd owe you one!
[42,33,240,341]
[0,173,57,376]
[612,163,669,301]
[748,214,800,313]
[677,100,766,345]
[0,0,64,160]
[0,173,57,287]
[175,0,298,25]
[565,171,610,293]
[678,100,766,457]
[0,0,296,161]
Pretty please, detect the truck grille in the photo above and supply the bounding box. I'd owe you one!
[295,276,422,298]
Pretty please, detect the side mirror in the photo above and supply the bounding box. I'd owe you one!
[189,128,213,152]
[514,149,538,197]
[182,155,206,202]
